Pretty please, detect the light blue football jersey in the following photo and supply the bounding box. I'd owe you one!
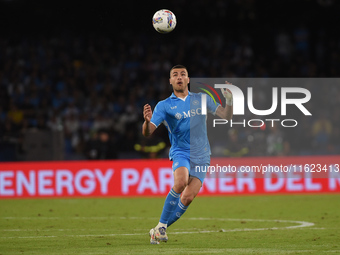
[150,92,220,160]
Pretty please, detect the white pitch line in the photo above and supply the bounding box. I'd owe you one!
[0,217,315,239]
[185,217,315,229]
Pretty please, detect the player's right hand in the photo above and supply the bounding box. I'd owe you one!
[143,104,152,122]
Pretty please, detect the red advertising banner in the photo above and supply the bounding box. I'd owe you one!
[0,156,339,198]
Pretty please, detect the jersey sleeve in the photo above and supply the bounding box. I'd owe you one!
[206,94,220,115]
[150,101,166,127]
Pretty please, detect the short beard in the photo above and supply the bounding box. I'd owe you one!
[174,87,185,93]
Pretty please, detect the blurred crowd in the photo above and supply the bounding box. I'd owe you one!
[0,0,339,161]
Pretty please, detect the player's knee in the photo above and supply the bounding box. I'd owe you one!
[181,193,195,206]
[173,180,187,193]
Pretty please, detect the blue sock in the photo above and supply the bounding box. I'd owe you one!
[159,188,181,225]
[167,200,188,227]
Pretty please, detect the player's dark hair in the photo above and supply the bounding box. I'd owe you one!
[170,65,188,75]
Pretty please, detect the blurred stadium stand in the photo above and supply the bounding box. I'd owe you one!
[0,0,339,161]
[22,130,64,161]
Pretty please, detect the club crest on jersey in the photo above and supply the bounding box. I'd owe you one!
[175,113,182,120]
[192,100,199,105]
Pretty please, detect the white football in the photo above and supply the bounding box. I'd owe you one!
[152,9,176,33]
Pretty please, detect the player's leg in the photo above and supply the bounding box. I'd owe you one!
[181,176,202,206]
[167,155,209,227]
[157,166,188,227]
[151,158,190,243]
[167,176,202,227]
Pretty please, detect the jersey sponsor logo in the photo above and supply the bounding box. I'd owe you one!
[180,108,202,119]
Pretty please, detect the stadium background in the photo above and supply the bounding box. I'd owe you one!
[1,1,340,254]
[0,0,340,255]
[0,0,340,161]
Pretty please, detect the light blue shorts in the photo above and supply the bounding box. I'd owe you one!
[171,154,210,185]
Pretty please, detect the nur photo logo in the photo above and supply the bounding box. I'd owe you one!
[197,82,222,106]
[194,78,313,128]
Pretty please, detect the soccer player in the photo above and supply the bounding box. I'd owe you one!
[142,65,233,244]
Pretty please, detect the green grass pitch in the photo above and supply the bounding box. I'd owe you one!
[1,194,339,254]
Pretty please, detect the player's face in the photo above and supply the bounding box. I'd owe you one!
[169,68,190,93]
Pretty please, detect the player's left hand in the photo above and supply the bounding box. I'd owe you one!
[221,81,233,106]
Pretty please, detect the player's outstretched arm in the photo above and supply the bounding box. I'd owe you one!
[215,81,233,120]
[142,104,157,137]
